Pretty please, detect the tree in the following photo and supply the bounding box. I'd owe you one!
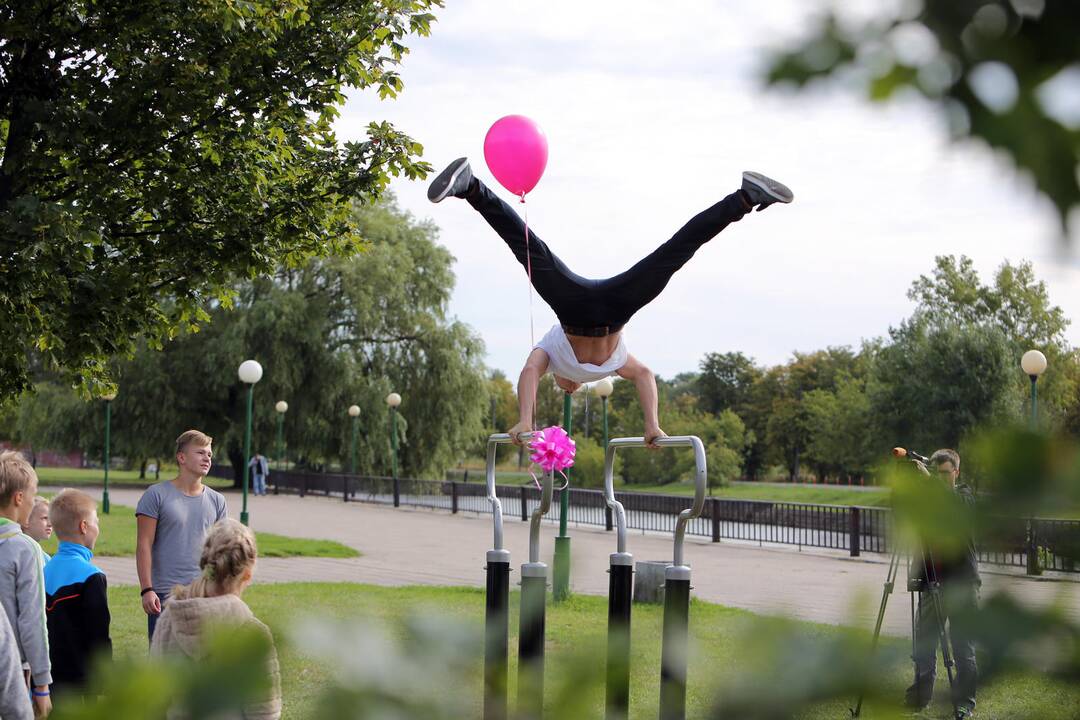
[0,0,441,398]
[868,319,1015,453]
[765,0,1080,238]
[696,352,761,416]
[6,195,488,483]
[908,255,1077,427]
[802,375,876,482]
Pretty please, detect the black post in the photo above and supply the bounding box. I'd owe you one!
[300,474,307,498]
[849,506,861,557]
[518,571,547,719]
[343,476,349,503]
[711,498,721,543]
[605,506,614,532]
[393,476,401,507]
[521,487,529,522]
[659,573,691,720]
[452,481,459,514]
[484,553,511,720]
[606,558,633,720]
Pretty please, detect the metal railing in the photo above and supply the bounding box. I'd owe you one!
[266,469,1080,573]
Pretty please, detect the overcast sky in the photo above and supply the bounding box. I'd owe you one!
[337,1,1080,380]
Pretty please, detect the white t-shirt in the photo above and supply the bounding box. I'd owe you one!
[535,324,628,383]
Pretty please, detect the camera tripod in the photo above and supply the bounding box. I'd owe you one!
[850,541,961,719]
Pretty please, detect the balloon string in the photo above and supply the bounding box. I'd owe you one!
[521,192,537,431]
[521,192,535,350]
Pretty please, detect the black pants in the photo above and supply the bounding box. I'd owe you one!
[907,582,979,712]
[466,179,749,329]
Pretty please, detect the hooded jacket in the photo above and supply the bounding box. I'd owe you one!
[0,517,51,687]
[44,541,112,688]
[150,594,281,720]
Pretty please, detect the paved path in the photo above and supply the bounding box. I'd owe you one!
[70,487,1080,637]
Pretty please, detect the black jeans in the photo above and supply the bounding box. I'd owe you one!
[906,582,979,711]
[466,179,749,329]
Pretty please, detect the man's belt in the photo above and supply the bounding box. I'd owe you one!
[561,323,623,337]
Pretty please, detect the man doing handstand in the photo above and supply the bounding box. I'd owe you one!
[429,158,792,445]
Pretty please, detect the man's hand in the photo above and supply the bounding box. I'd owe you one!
[142,589,161,616]
[913,460,930,477]
[32,688,51,718]
[508,420,533,446]
[645,426,668,449]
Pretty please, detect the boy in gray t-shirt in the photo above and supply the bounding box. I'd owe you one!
[136,430,227,640]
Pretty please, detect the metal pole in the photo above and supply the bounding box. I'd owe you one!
[604,435,632,720]
[102,400,112,514]
[601,435,705,720]
[659,572,691,720]
[519,463,553,720]
[276,412,284,472]
[483,433,529,720]
[1027,375,1039,574]
[391,406,400,507]
[553,392,572,602]
[602,396,608,456]
[350,415,359,475]
[241,384,253,526]
[1030,375,1038,430]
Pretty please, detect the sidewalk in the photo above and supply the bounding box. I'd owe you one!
[80,487,1080,637]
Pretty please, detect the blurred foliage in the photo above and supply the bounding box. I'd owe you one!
[764,0,1080,239]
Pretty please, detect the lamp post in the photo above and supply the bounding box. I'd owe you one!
[1021,350,1048,430]
[348,404,361,474]
[101,391,117,514]
[238,360,263,526]
[553,387,578,602]
[1020,349,1047,576]
[386,392,401,506]
[275,401,288,472]
[594,378,614,457]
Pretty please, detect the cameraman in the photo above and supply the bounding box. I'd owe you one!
[905,448,979,719]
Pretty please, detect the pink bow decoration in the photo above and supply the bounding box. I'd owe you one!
[528,426,576,473]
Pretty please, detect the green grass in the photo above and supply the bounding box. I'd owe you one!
[98,582,1080,720]
[35,465,233,489]
[37,502,359,559]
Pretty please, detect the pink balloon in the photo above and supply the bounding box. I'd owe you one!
[483,115,548,197]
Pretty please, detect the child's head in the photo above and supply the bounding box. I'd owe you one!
[21,497,52,542]
[49,489,100,549]
[175,430,213,478]
[173,519,258,600]
[0,450,39,524]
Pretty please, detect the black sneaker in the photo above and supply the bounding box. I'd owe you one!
[428,157,474,203]
[741,171,794,211]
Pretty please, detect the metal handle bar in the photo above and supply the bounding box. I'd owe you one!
[485,432,537,551]
[603,435,707,566]
[529,468,554,564]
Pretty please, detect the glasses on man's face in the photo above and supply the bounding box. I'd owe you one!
[935,468,955,479]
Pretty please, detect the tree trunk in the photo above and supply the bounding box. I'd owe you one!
[139,459,147,479]
[228,444,245,488]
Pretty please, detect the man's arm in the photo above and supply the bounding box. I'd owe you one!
[509,348,549,443]
[135,515,161,615]
[616,354,666,447]
[15,540,52,698]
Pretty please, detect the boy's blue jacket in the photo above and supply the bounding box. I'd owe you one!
[43,541,111,687]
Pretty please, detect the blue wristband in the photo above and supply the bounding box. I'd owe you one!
[32,689,50,697]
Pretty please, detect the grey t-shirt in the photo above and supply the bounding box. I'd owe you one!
[136,482,228,596]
